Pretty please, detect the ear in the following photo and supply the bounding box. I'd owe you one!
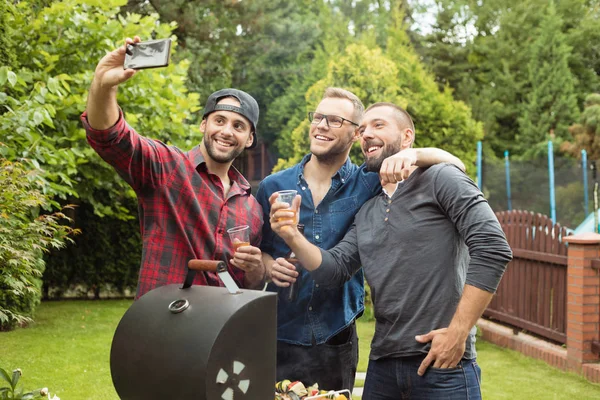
[351,127,360,143]
[403,128,415,149]
[200,119,207,133]
[245,131,255,149]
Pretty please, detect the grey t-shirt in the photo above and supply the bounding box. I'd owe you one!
[311,163,513,360]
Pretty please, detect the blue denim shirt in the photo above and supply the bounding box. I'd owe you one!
[256,154,381,345]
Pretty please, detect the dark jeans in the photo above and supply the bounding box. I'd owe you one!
[362,356,482,400]
[276,322,358,391]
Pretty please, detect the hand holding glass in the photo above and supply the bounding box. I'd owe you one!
[227,225,250,251]
[274,190,299,224]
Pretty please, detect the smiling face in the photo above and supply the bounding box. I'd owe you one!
[358,105,415,172]
[200,97,254,164]
[309,97,359,164]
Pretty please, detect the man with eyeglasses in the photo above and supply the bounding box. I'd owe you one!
[268,102,512,400]
[256,87,466,391]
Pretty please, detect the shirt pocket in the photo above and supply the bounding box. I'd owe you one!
[328,195,360,235]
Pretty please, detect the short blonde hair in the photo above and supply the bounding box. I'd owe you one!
[322,87,364,123]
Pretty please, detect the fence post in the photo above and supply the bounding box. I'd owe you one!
[548,141,556,224]
[477,141,482,190]
[505,150,512,211]
[582,150,589,216]
[563,233,600,377]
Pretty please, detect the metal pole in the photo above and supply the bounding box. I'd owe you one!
[505,150,512,211]
[548,141,556,224]
[592,161,598,233]
[477,141,482,189]
[582,149,589,216]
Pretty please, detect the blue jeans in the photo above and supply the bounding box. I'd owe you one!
[362,355,482,400]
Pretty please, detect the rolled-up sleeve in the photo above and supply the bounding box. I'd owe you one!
[434,165,513,293]
[311,223,363,287]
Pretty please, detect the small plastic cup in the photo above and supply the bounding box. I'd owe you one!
[274,190,299,224]
[227,225,250,251]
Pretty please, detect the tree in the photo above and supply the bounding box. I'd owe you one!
[0,0,202,301]
[266,2,364,161]
[123,0,323,147]
[517,2,579,156]
[0,1,16,69]
[412,0,597,157]
[231,0,322,146]
[561,93,600,160]
[0,0,201,218]
[275,9,483,175]
[386,8,482,170]
[122,0,242,99]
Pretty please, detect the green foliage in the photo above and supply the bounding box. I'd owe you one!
[0,0,201,219]
[43,198,141,299]
[275,9,482,175]
[386,12,482,171]
[413,0,597,157]
[122,0,241,98]
[0,158,77,331]
[0,368,60,400]
[268,4,350,162]
[231,0,322,132]
[517,2,579,156]
[562,93,600,160]
[0,367,58,400]
[0,1,16,69]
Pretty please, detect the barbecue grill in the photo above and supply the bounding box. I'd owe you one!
[110,260,277,400]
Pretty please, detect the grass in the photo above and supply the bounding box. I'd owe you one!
[0,300,130,400]
[1,301,599,399]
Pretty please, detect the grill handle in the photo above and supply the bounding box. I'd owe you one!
[181,260,228,290]
[188,260,224,272]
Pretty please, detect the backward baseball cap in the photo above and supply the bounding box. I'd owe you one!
[202,88,259,149]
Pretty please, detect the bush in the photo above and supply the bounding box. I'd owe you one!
[0,0,201,220]
[0,157,77,331]
[43,197,141,299]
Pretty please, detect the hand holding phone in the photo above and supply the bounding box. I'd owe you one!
[123,38,172,70]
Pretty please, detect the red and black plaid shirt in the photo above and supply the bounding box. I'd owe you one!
[82,110,263,298]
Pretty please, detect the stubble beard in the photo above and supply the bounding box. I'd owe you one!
[365,138,403,173]
[310,129,355,165]
[204,136,244,164]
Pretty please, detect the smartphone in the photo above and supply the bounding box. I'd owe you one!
[123,38,172,70]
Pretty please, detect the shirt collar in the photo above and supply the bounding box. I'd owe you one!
[297,154,354,185]
[187,145,252,194]
[382,182,401,198]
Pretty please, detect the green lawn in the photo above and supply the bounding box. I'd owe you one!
[0,300,129,400]
[1,301,599,399]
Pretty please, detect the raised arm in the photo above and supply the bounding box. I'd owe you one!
[379,147,466,185]
[86,37,140,130]
[82,36,180,192]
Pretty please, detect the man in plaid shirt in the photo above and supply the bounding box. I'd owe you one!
[82,36,265,298]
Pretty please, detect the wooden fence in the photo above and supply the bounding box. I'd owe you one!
[486,210,569,344]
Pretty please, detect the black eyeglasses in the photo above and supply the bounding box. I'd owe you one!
[308,112,359,128]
